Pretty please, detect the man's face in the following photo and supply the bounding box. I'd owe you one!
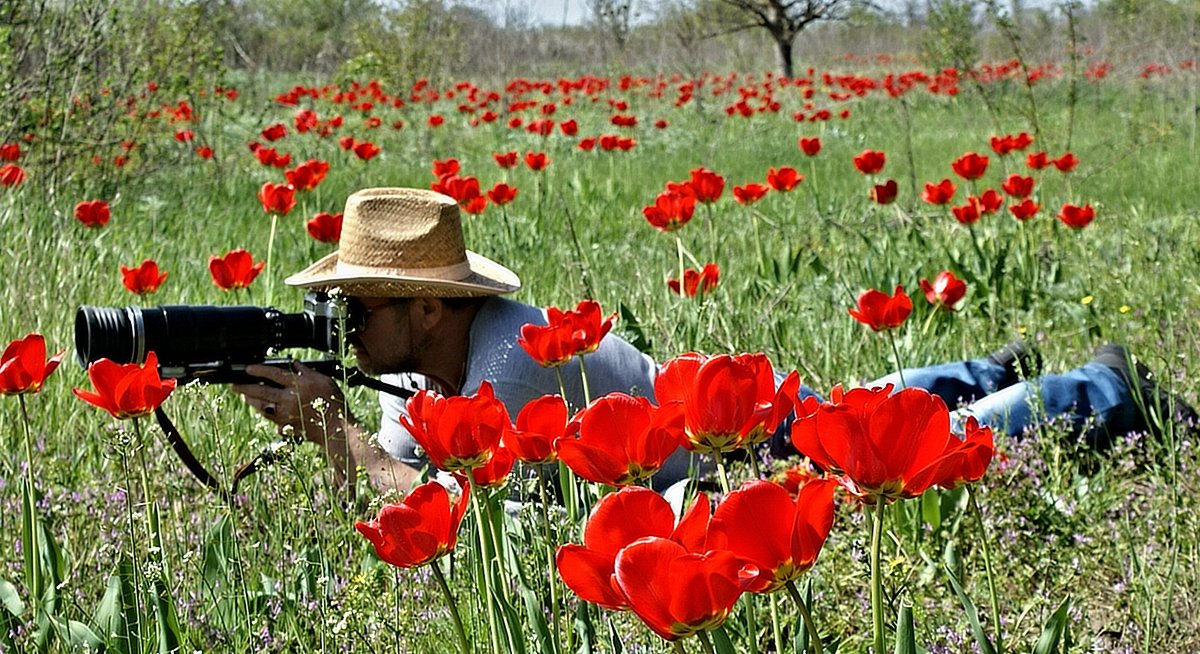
[345,297,418,375]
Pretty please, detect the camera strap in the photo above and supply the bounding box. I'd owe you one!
[154,367,416,506]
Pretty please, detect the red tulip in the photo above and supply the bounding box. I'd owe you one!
[258,182,296,216]
[460,195,487,215]
[504,394,567,465]
[209,248,264,290]
[707,478,836,593]
[294,109,318,133]
[655,352,800,453]
[0,334,64,395]
[919,271,967,311]
[493,151,519,168]
[338,136,356,150]
[306,212,343,243]
[951,199,981,225]
[1001,174,1034,198]
[173,129,194,143]
[790,385,955,502]
[928,417,994,490]
[975,189,1004,214]
[689,167,725,203]
[120,259,168,295]
[255,147,291,168]
[732,183,769,205]
[0,143,21,161]
[400,381,510,472]
[355,480,470,568]
[285,159,330,191]
[766,166,802,192]
[1025,151,1051,170]
[195,146,213,160]
[556,487,710,610]
[517,299,616,367]
[613,537,757,641]
[950,151,989,180]
[578,137,597,152]
[921,179,957,205]
[560,119,579,136]
[848,285,912,331]
[432,158,460,177]
[667,264,719,297]
[526,118,554,137]
[72,351,176,420]
[353,141,381,161]
[798,136,822,156]
[525,151,550,171]
[642,190,696,232]
[427,114,445,127]
[852,149,886,175]
[870,179,898,205]
[1053,152,1079,172]
[260,123,287,141]
[468,443,515,487]
[433,174,482,204]
[556,393,685,487]
[486,183,518,206]
[1057,202,1095,229]
[1009,198,1040,221]
[74,199,111,227]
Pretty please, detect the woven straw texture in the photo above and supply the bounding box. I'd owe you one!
[285,187,520,297]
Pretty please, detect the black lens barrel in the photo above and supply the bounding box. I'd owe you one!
[74,304,323,368]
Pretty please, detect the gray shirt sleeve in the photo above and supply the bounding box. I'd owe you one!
[376,372,438,466]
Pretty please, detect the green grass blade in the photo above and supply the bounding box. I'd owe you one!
[943,564,997,654]
[1032,596,1071,654]
[893,601,916,654]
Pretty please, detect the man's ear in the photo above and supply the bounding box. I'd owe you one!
[410,297,445,331]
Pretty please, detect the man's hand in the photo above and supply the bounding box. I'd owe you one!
[232,362,348,446]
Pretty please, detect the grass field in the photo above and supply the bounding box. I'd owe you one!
[1,57,1199,653]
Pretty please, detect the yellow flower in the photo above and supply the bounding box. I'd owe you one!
[1081,295,1094,305]
[1119,305,1131,314]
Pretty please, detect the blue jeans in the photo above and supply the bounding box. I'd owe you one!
[872,358,1139,448]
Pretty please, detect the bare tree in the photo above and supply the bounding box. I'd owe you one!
[716,0,856,77]
[589,0,636,53]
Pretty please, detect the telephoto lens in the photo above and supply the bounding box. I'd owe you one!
[74,292,347,382]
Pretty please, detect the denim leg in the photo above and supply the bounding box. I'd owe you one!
[870,358,1014,408]
[952,363,1136,448]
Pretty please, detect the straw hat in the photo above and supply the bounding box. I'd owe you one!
[285,187,521,297]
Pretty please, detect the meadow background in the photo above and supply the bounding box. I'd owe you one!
[1,0,1199,652]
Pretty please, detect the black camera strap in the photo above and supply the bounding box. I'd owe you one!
[154,367,417,505]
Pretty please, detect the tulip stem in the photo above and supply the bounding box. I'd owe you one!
[671,640,689,654]
[870,500,887,654]
[697,629,718,654]
[577,354,592,407]
[132,418,155,538]
[675,234,687,300]
[467,476,503,654]
[704,202,717,265]
[265,213,278,307]
[769,592,785,654]
[711,449,732,495]
[17,394,40,621]
[969,487,1004,654]
[886,330,907,388]
[785,580,823,654]
[537,465,563,654]
[430,561,474,654]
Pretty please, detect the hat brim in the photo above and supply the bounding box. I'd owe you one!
[285,250,521,298]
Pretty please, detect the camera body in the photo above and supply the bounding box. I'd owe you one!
[75,291,351,383]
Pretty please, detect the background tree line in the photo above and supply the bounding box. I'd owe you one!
[1,0,1197,188]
